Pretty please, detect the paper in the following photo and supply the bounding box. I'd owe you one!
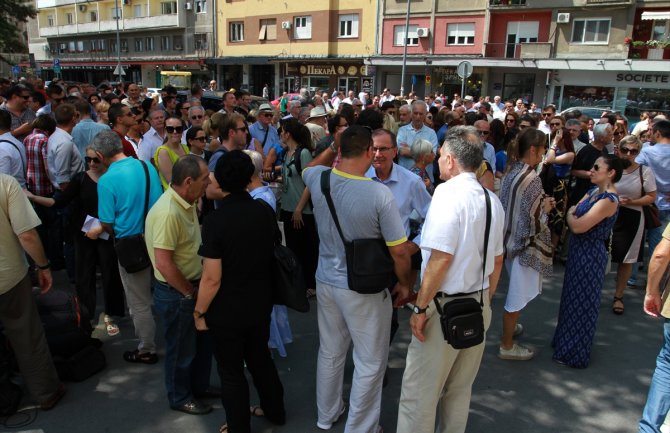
[82,215,110,240]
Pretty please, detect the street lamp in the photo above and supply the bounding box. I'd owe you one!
[399,0,411,98]
[113,0,125,83]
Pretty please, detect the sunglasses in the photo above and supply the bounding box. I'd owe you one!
[506,119,515,123]
[593,164,602,171]
[519,124,530,129]
[20,95,30,100]
[478,130,490,136]
[166,126,184,133]
[261,112,273,117]
[85,156,100,164]
[542,113,552,117]
[550,123,562,127]
[192,136,207,142]
[619,147,639,155]
[181,106,191,110]
[235,126,248,132]
[191,115,204,120]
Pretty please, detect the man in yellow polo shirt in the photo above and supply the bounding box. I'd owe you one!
[145,155,215,415]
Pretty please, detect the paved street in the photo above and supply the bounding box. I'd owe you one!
[6,262,661,433]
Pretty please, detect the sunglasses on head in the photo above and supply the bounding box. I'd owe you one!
[85,156,100,164]
[166,126,183,133]
[619,147,639,155]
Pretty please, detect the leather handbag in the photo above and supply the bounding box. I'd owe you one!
[433,186,491,349]
[639,167,661,229]
[115,161,152,273]
[320,170,394,294]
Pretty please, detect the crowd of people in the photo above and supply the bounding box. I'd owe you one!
[1,75,670,433]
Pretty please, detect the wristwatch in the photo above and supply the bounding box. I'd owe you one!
[412,305,428,314]
[193,309,206,319]
[35,260,51,270]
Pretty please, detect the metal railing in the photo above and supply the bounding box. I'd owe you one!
[483,42,552,59]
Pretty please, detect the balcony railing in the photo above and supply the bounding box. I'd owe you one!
[628,46,670,60]
[39,14,180,37]
[489,0,527,7]
[484,42,552,59]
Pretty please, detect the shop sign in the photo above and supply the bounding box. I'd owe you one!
[286,63,363,77]
[616,73,669,84]
[434,67,461,84]
[362,77,374,93]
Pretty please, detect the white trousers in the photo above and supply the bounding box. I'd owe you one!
[316,282,391,433]
[397,290,491,433]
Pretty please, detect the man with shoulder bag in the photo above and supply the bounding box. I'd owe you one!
[88,130,163,364]
[396,126,505,433]
[303,125,413,433]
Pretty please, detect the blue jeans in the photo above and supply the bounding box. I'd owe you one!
[640,319,670,433]
[153,281,198,407]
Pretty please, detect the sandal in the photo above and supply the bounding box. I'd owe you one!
[123,349,158,364]
[250,405,265,417]
[104,316,120,337]
[219,424,228,433]
[613,296,624,315]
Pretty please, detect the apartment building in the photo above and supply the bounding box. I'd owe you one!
[211,0,377,97]
[373,0,669,114]
[27,0,213,86]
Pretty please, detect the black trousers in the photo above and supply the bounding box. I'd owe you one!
[280,210,319,290]
[210,320,285,433]
[73,234,125,320]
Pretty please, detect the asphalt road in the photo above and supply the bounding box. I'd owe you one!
[3,262,662,433]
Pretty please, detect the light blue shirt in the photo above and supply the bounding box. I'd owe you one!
[396,123,439,171]
[365,163,432,239]
[483,141,496,172]
[98,157,163,238]
[249,121,281,157]
[71,119,110,157]
[0,132,26,187]
[637,143,670,210]
[250,183,276,211]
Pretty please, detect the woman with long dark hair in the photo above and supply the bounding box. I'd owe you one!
[543,125,575,251]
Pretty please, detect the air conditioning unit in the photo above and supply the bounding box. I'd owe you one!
[416,27,429,38]
[556,13,570,23]
[78,4,87,12]
[184,2,192,9]
[281,21,291,29]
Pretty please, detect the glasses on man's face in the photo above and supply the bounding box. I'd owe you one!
[542,113,552,117]
[192,136,207,142]
[261,112,273,118]
[20,94,30,100]
[373,146,393,153]
[191,115,204,120]
[478,130,490,136]
[181,106,191,111]
[614,130,624,136]
[85,156,100,164]
[235,126,248,133]
[166,126,184,134]
[620,147,639,155]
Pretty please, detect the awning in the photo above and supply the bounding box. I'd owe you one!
[641,11,670,21]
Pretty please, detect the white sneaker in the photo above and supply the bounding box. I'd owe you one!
[498,343,535,361]
[317,403,346,430]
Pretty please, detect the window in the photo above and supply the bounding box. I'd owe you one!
[652,19,670,42]
[145,37,154,50]
[111,7,122,19]
[294,16,312,39]
[59,43,67,54]
[447,23,475,45]
[109,39,117,52]
[66,12,74,24]
[134,38,143,51]
[68,41,75,52]
[338,14,359,38]
[173,35,183,50]
[90,11,97,22]
[259,19,276,41]
[230,22,244,42]
[161,1,177,14]
[505,21,538,57]
[134,5,143,17]
[92,39,105,51]
[195,0,206,13]
[194,33,208,50]
[77,41,84,52]
[120,38,128,52]
[394,25,418,46]
[160,35,170,50]
[47,15,54,26]
[571,18,610,44]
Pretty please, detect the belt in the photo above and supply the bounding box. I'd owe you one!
[157,279,201,292]
[435,289,485,299]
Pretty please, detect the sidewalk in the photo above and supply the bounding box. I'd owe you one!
[7,263,659,433]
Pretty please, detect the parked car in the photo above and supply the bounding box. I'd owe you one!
[271,93,301,108]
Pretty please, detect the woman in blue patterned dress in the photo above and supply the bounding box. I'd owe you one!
[552,155,623,368]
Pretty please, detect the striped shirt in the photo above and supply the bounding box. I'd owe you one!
[24,129,54,196]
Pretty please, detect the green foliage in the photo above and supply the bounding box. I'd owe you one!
[0,0,37,64]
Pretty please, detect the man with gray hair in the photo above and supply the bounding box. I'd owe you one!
[396,126,505,433]
[89,130,163,364]
[398,104,411,126]
[244,149,276,210]
[566,118,587,154]
[397,100,438,179]
[182,105,206,142]
[282,100,302,121]
[569,122,610,206]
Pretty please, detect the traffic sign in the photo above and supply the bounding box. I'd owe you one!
[457,61,473,79]
[425,75,431,85]
[411,75,417,86]
[113,64,126,76]
[53,58,60,68]
[11,65,20,75]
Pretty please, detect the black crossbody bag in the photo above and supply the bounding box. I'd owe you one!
[114,161,152,274]
[433,186,491,349]
[320,169,394,294]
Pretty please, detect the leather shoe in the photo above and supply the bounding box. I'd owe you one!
[171,400,212,415]
[194,387,222,399]
[41,383,66,411]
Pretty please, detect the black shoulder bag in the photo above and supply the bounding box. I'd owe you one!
[320,169,394,294]
[639,166,661,229]
[433,186,491,349]
[114,160,152,273]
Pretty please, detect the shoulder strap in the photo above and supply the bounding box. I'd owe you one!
[481,186,492,307]
[639,165,646,196]
[257,198,282,245]
[320,169,348,245]
[261,125,270,148]
[0,139,26,178]
[140,160,150,226]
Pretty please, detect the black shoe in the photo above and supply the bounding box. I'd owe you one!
[171,400,212,415]
[123,349,158,364]
[194,387,222,399]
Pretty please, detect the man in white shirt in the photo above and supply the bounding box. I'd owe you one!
[47,103,85,191]
[397,101,438,172]
[538,105,556,135]
[0,110,27,187]
[380,88,395,104]
[139,109,167,161]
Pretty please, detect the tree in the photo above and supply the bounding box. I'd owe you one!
[0,0,36,65]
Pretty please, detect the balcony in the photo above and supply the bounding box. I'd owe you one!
[628,46,670,60]
[489,0,527,7]
[584,0,633,5]
[39,14,180,37]
[484,42,552,59]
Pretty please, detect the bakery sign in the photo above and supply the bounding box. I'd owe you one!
[286,63,365,77]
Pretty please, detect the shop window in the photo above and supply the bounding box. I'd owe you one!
[146,37,154,51]
[339,14,359,38]
[502,73,535,102]
[571,18,610,44]
[394,25,418,46]
[134,38,143,52]
[447,23,475,45]
[161,1,177,15]
[259,19,277,41]
[195,0,206,13]
[90,11,97,22]
[294,16,312,39]
[230,22,244,42]
[194,33,208,50]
